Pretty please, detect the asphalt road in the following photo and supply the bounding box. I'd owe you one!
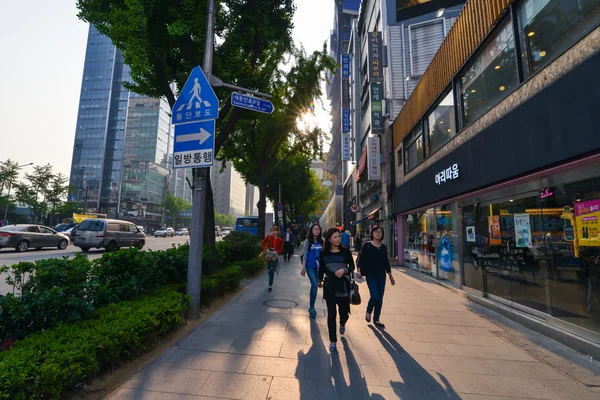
[0,235,190,296]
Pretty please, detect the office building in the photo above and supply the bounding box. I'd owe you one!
[211,161,246,218]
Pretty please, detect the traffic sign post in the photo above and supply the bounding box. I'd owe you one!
[351,204,359,213]
[172,67,219,124]
[173,120,216,168]
[231,92,275,114]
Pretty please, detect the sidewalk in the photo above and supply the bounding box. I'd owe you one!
[108,254,600,400]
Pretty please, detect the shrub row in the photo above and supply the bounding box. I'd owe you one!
[0,289,190,400]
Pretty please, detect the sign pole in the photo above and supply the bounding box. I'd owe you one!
[187,0,216,319]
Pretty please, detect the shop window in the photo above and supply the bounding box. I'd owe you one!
[436,203,461,287]
[458,17,519,127]
[403,124,425,173]
[518,0,600,78]
[426,89,457,155]
[404,208,436,274]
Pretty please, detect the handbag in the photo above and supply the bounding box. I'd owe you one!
[347,273,361,305]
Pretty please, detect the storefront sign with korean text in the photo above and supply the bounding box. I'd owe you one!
[575,199,600,246]
[370,82,384,134]
[342,133,352,161]
[514,213,532,248]
[434,164,459,185]
[367,136,381,180]
[367,31,383,82]
[341,53,351,133]
[342,108,351,133]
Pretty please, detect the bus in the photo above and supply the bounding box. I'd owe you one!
[235,217,259,236]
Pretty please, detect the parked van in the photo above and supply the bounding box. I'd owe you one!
[71,219,146,253]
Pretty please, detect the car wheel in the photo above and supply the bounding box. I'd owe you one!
[137,240,144,250]
[81,247,90,253]
[106,241,118,252]
[16,240,29,252]
[57,239,68,250]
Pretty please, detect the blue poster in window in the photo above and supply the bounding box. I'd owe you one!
[437,235,454,273]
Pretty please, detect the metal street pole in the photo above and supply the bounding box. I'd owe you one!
[187,0,216,319]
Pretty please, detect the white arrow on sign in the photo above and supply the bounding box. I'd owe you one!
[175,128,212,145]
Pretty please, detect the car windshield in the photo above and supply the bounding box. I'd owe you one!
[78,220,105,231]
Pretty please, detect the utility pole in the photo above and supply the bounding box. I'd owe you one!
[187,0,216,319]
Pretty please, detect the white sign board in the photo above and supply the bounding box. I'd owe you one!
[367,136,381,180]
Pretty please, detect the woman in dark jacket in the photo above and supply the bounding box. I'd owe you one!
[356,225,395,328]
[319,228,355,352]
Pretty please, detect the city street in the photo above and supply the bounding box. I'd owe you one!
[0,235,190,296]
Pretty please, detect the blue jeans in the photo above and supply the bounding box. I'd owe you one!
[306,267,318,308]
[267,259,278,286]
[366,275,386,321]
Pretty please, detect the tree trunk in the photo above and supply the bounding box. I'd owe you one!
[202,174,218,275]
[257,174,268,239]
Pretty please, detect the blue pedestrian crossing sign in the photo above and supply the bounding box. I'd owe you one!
[173,120,215,168]
[172,66,219,124]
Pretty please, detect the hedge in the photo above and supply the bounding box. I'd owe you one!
[0,289,190,400]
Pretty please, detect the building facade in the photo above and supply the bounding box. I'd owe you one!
[347,0,463,253]
[211,161,246,218]
[392,0,600,351]
[70,25,194,229]
[70,25,130,216]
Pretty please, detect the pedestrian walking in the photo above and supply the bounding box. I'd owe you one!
[283,227,296,262]
[300,223,323,319]
[262,226,283,292]
[341,229,351,248]
[354,232,363,253]
[319,228,355,352]
[356,225,395,328]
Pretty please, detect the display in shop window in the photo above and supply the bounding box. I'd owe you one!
[575,199,600,246]
[487,215,501,245]
[514,213,532,248]
[466,225,476,242]
[437,235,454,273]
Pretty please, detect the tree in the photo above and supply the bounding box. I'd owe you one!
[163,192,192,228]
[0,159,19,195]
[215,212,235,227]
[265,154,328,225]
[13,165,70,224]
[220,46,335,237]
[76,0,298,272]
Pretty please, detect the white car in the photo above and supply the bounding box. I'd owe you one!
[154,227,175,237]
[221,230,231,236]
[175,228,189,236]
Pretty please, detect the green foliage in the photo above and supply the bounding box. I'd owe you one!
[0,255,96,342]
[238,259,264,276]
[163,192,191,228]
[200,265,243,306]
[215,212,235,227]
[0,289,190,400]
[223,231,261,262]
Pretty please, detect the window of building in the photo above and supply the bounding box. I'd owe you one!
[426,89,456,155]
[404,124,425,173]
[518,0,600,78]
[397,148,403,167]
[458,17,519,127]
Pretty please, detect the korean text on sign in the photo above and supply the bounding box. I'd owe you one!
[435,164,459,185]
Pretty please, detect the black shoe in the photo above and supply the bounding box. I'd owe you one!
[374,320,385,329]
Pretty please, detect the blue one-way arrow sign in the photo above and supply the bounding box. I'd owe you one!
[173,120,215,168]
[231,92,274,114]
[172,66,220,124]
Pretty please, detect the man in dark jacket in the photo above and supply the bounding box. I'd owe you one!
[283,228,296,262]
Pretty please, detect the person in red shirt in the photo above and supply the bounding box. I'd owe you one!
[262,226,284,292]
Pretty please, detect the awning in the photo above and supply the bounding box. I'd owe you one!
[368,207,381,220]
[351,218,366,226]
[356,151,367,182]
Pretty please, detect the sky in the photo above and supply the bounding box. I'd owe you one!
[0,0,334,179]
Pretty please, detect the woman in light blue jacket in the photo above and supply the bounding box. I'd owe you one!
[300,223,323,319]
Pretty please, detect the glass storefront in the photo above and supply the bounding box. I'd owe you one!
[461,175,600,334]
[400,172,600,335]
[403,203,462,287]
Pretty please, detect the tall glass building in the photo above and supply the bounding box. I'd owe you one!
[70,25,130,216]
[70,25,193,229]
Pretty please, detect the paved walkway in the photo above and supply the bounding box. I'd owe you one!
[108,253,600,400]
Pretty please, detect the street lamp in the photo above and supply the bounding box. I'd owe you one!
[3,163,34,223]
